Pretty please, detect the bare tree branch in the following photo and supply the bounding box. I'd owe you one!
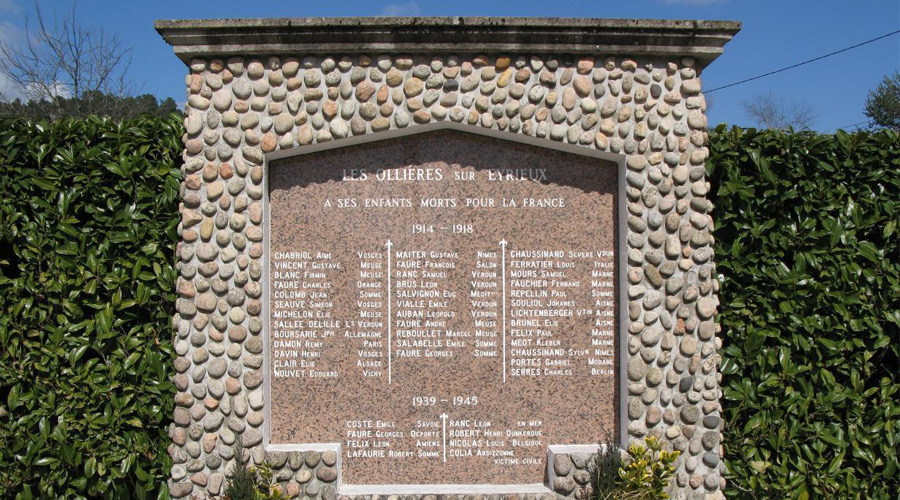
[742,91,816,131]
[0,2,134,119]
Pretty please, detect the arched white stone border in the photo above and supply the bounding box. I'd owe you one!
[259,121,629,494]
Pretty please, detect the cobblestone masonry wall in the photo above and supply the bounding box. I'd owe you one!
[170,53,724,500]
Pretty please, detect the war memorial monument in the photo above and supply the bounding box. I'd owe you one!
[157,17,740,499]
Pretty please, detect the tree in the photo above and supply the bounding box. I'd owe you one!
[0,4,175,120]
[742,91,816,130]
[864,71,900,130]
[0,92,179,120]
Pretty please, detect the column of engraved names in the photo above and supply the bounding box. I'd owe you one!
[507,250,577,377]
[588,250,616,375]
[349,250,387,379]
[507,250,599,377]
[345,249,401,462]
[393,249,462,361]
[470,249,501,359]
[270,251,339,379]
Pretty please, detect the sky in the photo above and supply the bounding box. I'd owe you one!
[0,0,898,132]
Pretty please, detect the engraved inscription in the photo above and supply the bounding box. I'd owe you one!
[268,131,619,485]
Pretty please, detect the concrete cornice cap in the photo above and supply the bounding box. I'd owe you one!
[155,17,741,67]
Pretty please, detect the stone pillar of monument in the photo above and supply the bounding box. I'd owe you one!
[157,17,739,500]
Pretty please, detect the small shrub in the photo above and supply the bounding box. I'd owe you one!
[221,436,288,500]
[252,462,288,500]
[223,436,256,500]
[589,430,623,500]
[617,437,680,500]
[590,436,680,500]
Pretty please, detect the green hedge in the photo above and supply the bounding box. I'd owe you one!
[1,116,898,499]
[708,125,900,499]
[0,115,182,500]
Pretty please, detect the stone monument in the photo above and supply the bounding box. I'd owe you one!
[157,17,739,500]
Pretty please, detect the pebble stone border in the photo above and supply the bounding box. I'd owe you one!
[169,51,725,500]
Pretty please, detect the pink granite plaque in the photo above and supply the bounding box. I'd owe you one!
[267,130,619,485]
